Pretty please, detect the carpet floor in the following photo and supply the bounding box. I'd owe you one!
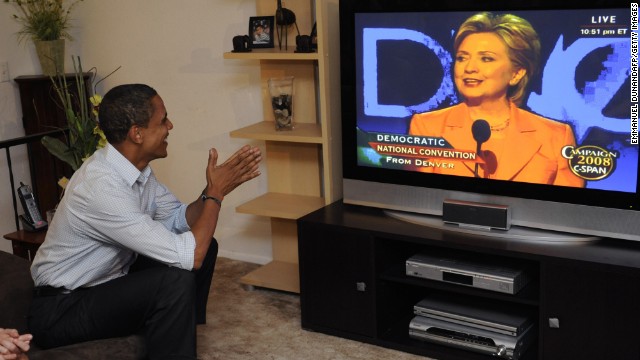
[196,257,431,360]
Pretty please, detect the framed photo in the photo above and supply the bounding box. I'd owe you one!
[249,16,274,49]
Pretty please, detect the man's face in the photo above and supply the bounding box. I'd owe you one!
[140,95,173,161]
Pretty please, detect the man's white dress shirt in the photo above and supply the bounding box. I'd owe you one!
[31,144,196,290]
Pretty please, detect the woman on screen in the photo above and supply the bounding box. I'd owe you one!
[409,12,584,187]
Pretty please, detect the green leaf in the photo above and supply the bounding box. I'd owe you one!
[41,135,81,171]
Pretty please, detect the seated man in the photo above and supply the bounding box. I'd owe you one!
[28,84,262,359]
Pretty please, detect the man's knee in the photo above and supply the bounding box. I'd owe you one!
[200,238,218,267]
[209,237,219,256]
[164,266,195,286]
[155,267,196,302]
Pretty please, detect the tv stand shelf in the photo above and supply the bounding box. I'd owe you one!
[297,201,640,360]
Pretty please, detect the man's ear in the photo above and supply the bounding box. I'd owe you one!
[128,125,143,144]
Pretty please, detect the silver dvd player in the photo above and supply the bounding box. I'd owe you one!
[413,294,532,336]
[405,252,531,294]
[409,315,535,360]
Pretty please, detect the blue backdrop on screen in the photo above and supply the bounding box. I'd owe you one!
[355,8,635,192]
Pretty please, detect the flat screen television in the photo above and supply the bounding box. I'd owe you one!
[340,0,640,241]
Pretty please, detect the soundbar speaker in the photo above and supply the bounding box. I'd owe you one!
[443,199,511,230]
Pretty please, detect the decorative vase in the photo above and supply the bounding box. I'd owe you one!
[34,39,65,76]
[268,76,294,131]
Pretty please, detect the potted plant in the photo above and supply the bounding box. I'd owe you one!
[3,0,83,75]
[42,56,109,174]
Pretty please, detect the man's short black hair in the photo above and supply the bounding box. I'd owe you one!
[98,84,158,144]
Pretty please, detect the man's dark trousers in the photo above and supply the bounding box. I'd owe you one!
[28,238,219,359]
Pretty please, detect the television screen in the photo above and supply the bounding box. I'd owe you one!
[341,1,640,240]
[356,8,634,194]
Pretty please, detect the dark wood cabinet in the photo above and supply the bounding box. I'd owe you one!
[540,260,640,360]
[14,74,89,218]
[299,226,376,338]
[298,201,640,360]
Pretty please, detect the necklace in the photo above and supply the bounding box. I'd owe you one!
[490,118,510,131]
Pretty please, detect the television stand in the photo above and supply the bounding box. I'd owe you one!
[298,201,640,360]
[384,209,599,243]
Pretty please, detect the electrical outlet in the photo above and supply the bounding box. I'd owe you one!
[0,62,9,82]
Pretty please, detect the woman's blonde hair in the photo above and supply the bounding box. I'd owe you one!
[454,12,541,106]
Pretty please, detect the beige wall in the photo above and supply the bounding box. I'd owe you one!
[0,3,32,254]
[0,0,274,264]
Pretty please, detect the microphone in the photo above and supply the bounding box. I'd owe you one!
[471,119,491,178]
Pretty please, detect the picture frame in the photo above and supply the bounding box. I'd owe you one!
[249,16,275,49]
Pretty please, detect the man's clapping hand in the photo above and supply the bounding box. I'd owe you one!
[205,145,262,198]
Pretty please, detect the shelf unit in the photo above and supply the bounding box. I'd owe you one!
[14,75,89,219]
[223,0,341,293]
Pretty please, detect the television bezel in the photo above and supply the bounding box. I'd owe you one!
[340,0,640,241]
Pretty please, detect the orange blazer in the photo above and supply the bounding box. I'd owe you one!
[408,102,585,187]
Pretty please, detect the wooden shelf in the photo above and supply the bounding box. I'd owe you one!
[235,192,325,219]
[3,230,46,261]
[240,260,299,293]
[3,230,47,245]
[227,0,341,294]
[223,48,319,61]
[230,121,322,144]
